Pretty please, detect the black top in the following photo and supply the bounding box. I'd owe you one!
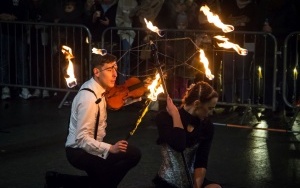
[156,107,214,169]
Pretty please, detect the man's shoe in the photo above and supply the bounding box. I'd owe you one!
[45,171,61,188]
[1,87,11,100]
[19,88,32,99]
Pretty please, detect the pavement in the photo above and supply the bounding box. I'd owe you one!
[0,92,300,188]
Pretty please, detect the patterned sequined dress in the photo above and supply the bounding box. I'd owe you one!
[157,143,199,187]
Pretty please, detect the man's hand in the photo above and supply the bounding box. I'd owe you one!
[92,11,101,23]
[100,17,109,26]
[109,140,128,153]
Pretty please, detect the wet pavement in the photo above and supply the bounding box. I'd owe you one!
[0,93,300,188]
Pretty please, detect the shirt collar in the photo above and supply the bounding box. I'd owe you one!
[91,77,106,98]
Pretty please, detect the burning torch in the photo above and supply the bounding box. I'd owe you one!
[144,19,194,188]
[61,45,77,88]
[125,73,164,140]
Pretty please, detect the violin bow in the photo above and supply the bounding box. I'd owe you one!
[149,40,194,188]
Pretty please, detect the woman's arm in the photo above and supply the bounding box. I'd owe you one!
[193,167,206,188]
[165,96,183,129]
[156,96,186,151]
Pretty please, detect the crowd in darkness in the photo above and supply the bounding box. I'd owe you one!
[2,0,299,48]
[1,0,300,103]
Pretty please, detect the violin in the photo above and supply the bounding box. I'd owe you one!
[105,77,150,110]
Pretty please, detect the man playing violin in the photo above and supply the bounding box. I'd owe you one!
[45,53,141,188]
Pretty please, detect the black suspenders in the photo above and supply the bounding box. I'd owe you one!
[80,88,101,139]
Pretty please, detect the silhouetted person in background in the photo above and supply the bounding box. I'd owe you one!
[0,0,32,100]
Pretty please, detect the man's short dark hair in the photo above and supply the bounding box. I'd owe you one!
[91,53,117,69]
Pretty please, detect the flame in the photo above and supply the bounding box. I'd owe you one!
[214,35,248,55]
[199,49,214,80]
[144,18,164,37]
[147,73,164,101]
[200,5,234,33]
[92,47,107,56]
[127,73,164,139]
[61,45,77,88]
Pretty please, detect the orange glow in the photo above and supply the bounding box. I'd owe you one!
[200,5,234,33]
[61,45,77,88]
[147,73,164,101]
[199,49,214,80]
[293,67,298,80]
[214,35,248,55]
[144,18,164,37]
[258,66,262,79]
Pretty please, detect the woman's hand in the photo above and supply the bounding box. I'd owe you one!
[109,140,128,153]
[166,95,178,117]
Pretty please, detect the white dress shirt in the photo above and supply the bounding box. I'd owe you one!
[65,78,111,159]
